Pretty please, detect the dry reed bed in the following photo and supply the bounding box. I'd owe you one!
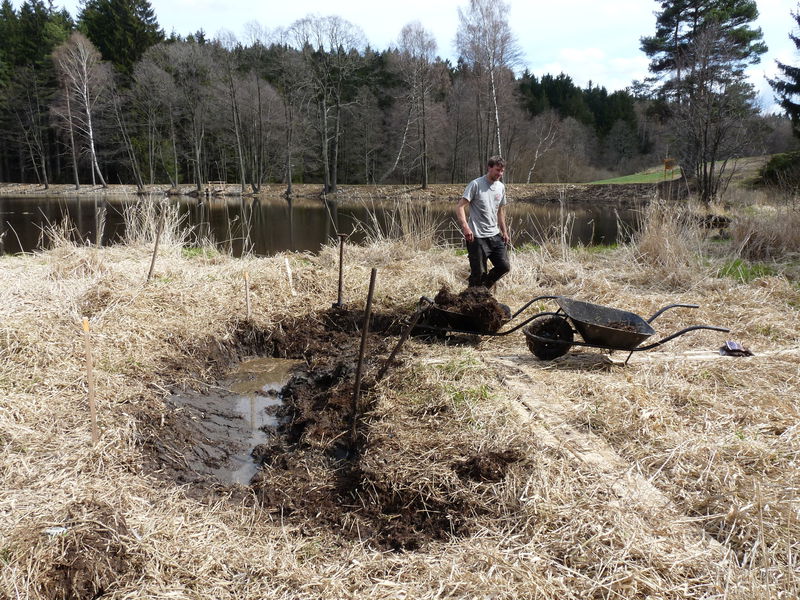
[1,210,798,598]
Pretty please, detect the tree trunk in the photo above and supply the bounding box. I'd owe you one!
[320,101,331,193]
[421,92,428,189]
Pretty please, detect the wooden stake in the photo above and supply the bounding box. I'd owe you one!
[352,268,377,442]
[146,210,165,283]
[244,271,251,320]
[82,318,99,446]
[375,306,425,384]
[334,233,348,307]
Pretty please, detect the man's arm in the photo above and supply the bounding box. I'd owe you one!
[498,204,509,244]
[456,197,474,243]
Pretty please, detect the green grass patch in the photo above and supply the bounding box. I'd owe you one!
[589,167,682,185]
[581,243,619,253]
[436,353,481,380]
[454,248,468,256]
[182,246,218,259]
[717,259,777,283]
[448,384,492,408]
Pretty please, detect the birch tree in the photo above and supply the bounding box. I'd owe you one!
[52,32,110,188]
[386,21,437,187]
[456,0,521,163]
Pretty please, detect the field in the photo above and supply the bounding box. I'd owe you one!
[589,167,682,184]
[1,191,799,599]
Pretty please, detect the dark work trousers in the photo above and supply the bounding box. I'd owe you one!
[466,234,510,287]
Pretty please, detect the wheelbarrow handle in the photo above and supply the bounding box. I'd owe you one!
[646,303,700,323]
[510,295,560,320]
[635,325,731,351]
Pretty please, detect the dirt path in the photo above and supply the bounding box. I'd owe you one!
[487,351,736,561]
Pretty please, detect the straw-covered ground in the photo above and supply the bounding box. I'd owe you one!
[1,197,799,599]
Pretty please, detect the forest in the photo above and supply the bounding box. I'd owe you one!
[1,0,797,194]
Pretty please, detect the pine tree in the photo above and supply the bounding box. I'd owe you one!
[769,8,800,137]
[640,0,767,202]
[1,0,71,184]
[79,0,164,81]
[0,0,20,85]
[642,0,766,101]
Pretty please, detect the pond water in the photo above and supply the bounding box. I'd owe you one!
[0,194,642,256]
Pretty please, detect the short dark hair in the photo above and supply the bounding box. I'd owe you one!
[487,155,505,168]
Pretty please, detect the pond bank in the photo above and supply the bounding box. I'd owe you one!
[0,181,669,205]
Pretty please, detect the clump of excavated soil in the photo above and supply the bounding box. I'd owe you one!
[431,285,510,333]
[454,450,523,482]
[18,500,140,600]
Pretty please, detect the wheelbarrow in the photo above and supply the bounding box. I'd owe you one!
[415,295,729,363]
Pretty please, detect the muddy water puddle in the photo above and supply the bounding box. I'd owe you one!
[169,357,301,485]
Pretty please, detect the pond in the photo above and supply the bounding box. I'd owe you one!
[0,194,643,256]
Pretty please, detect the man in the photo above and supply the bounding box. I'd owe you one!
[455,156,510,288]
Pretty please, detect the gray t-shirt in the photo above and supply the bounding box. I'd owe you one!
[462,175,507,238]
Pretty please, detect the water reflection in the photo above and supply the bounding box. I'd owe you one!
[1,195,641,256]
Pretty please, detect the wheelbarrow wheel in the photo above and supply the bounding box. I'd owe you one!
[524,316,574,360]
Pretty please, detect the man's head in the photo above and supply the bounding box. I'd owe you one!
[487,155,505,182]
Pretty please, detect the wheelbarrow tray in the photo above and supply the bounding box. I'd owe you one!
[556,297,655,350]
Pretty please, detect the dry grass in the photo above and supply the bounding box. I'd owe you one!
[730,205,800,261]
[352,196,451,251]
[1,197,799,599]
[625,199,712,289]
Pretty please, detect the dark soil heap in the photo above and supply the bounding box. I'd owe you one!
[432,285,510,333]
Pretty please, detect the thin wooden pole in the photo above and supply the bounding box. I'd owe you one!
[334,233,348,307]
[375,308,424,384]
[352,268,377,441]
[82,318,99,446]
[146,210,165,283]
[244,271,251,320]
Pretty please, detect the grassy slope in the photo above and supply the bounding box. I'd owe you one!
[589,155,772,186]
[589,167,682,184]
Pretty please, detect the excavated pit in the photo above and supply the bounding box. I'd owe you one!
[139,303,523,551]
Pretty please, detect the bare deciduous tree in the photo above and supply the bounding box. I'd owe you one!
[52,32,110,188]
[672,24,760,201]
[12,66,52,188]
[456,0,522,161]
[132,55,179,185]
[385,21,437,188]
[289,15,365,193]
[524,109,560,183]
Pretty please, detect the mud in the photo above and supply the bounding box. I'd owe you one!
[248,306,466,551]
[605,321,640,333]
[141,303,524,551]
[33,500,139,600]
[454,450,524,482]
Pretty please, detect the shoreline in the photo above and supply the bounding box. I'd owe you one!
[0,181,661,205]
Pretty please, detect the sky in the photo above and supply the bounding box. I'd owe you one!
[21,0,800,112]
